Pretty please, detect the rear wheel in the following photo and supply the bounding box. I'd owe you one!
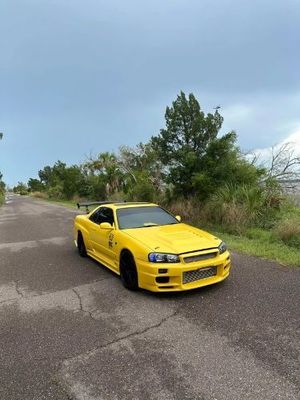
[77,233,87,257]
[120,252,139,291]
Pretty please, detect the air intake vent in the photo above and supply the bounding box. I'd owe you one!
[184,252,217,263]
[183,266,217,284]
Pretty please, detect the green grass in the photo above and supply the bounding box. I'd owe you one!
[31,196,78,209]
[213,228,300,267]
[30,195,99,212]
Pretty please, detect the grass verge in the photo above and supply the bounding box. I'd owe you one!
[29,195,99,211]
[0,195,4,206]
[29,194,77,209]
[212,229,300,267]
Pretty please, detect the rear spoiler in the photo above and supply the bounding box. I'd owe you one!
[77,201,112,213]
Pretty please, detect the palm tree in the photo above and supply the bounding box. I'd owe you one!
[85,152,123,195]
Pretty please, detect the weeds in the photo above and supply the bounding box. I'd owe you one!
[31,191,48,199]
[273,218,300,248]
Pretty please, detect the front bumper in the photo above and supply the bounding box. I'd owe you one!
[136,251,231,292]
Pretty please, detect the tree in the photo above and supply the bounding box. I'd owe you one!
[265,142,300,183]
[62,165,83,199]
[151,91,261,199]
[0,172,5,192]
[84,152,123,195]
[13,182,28,195]
[119,143,165,195]
[37,161,86,199]
[0,134,6,204]
[28,178,45,192]
[38,165,54,186]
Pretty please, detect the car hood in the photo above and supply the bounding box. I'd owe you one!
[123,223,220,254]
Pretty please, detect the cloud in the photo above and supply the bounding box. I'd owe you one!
[248,126,300,175]
[218,92,300,150]
[1,0,300,185]
[283,130,300,155]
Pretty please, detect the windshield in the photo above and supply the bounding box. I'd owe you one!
[117,206,179,229]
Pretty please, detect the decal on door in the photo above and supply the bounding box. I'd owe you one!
[108,233,114,248]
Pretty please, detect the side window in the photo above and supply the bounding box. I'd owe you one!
[89,207,114,225]
[89,209,102,224]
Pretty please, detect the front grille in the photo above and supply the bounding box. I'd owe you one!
[184,252,217,263]
[183,266,217,284]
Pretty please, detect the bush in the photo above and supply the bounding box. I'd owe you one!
[204,183,284,234]
[126,180,155,202]
[48,185,64,199]
[31,191,49,199]
[205,184,260,233]
[167,198,202,224]
[125,173,157,202]
[273,218,300,248]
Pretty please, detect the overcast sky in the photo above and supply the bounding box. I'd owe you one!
[1,0,299,185]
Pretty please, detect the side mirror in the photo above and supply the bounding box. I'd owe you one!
[99,222,113,230]
[175,215,182,222]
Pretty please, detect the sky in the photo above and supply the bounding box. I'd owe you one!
[1,0,300,186]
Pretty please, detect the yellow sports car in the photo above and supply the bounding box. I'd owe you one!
[74,202,231,292]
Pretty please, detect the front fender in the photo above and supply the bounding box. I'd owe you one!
[74,216,90,248]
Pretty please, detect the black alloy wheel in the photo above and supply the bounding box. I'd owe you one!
[120,253,139,291]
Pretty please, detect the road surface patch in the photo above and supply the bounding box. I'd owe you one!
[0,236,68,252]
[60,315,300,400]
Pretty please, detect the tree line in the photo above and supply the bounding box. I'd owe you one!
[16,92,264,200]
[12,92,300,236]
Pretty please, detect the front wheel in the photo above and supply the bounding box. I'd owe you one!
[77,233,87,257]
[120,252,139,291]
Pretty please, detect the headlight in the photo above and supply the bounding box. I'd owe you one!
[148,252,180,263]
[218,241,227,254]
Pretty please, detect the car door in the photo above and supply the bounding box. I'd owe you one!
[88,207,117,270]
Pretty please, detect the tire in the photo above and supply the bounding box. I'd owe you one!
[77,233,87,257]
[120,252,139,291]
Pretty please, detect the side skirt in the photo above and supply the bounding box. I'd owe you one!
[87,250,120,276]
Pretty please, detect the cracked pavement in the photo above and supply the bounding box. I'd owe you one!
[0,195,299,400]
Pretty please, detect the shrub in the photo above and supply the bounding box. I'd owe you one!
[205,184,260,233]
[126,180,155,202]
[31,191,48,199]
[168,199,200,222]
[273,218,300,248]
[204,183,284,234]
[48,185,64,199]
[125,172,158,202]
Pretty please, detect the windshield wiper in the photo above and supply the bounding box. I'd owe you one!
[143,222,158,227]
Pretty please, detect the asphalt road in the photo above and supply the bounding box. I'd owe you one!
[0,195,299,400]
